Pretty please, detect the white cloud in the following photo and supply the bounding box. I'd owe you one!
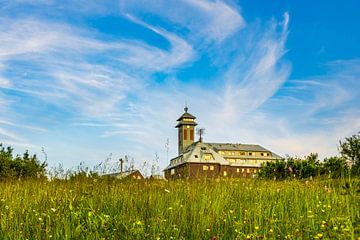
[120,0,245,43]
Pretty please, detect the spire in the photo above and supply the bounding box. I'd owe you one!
[184,102,188,113]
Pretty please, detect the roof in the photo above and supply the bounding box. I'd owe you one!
[176,112,196,121]
[207,142,282,158]
[164,141,228,170]
[176,106,196,121]
[175,120,197,128]
[103,170,143,179]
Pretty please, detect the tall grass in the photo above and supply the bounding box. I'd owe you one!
[0,178,359,239]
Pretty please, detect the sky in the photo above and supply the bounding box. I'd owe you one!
[0,0,360,173]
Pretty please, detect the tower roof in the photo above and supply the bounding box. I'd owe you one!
[176,106,197,128]
[176,106,196,121]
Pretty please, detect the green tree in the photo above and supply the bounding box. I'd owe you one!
[0,143,47,179]
[322,156,349,178]
[339,132,360,175]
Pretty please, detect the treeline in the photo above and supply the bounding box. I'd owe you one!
[0,144,47,179]
[259,132,360,179]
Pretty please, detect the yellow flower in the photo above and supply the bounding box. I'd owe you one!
[317,233,323,238]
[269,229,274,233]
[255,226,259,230]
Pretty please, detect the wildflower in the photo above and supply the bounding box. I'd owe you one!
[164,189,170,193]
[317,233,323,238]
[255,226,259,230]
[246,235,251,239]
[269,229,274,233]
[206,228,211,232]
[168,207,173,210]
[136,220,142,225]
[50,208,56,212]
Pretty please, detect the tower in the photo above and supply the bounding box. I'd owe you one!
[176,106,197,155]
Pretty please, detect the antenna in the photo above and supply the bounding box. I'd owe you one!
[197,128,205,142]
[165,138,169,162]
[119,158,124,173]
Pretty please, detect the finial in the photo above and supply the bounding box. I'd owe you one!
[184,101,188,113]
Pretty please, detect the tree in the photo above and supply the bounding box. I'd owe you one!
[322,156,349,178]
[0,143,47,179]
[339,132,360,175]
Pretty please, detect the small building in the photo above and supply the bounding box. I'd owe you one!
[148,174,167,181]
[164,107,282,179]
[105,170,144,180]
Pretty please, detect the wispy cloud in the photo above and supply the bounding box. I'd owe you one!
[120,0,245,43]
[0,1,358,170]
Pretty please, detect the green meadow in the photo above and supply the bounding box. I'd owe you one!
[0,178,359,239]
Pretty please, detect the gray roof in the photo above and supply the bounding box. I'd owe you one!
[103,170,142,179]
[206,142,282,159]
[206,143,268,152]
[176,112,196,121]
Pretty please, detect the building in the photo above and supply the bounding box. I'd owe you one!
[105,170,144,180]
[164,107,282,179]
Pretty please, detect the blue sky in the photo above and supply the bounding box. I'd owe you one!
[1,0,359,173]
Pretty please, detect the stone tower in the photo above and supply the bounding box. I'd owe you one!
[176,106,197,155]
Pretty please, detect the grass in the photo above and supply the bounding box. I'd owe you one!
[0,178,359,239]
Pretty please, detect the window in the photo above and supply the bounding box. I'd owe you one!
[190,129,194,140]
[171,169,175,175]
[241,168,245,173]
[261,153,264,156]
[246,169,250,173]
[194,155,199,158]
[236,168,240,173]
[203,165,209,171]
[229,159,235,163]
[210,166,214,171]
[223,171,227,177]
[254,169,257,173]
[204,154,214,160]
[249,152,253,156]
[240,152,245,155]
[184,129,187,140]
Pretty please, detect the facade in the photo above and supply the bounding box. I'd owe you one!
[164,107,282,179]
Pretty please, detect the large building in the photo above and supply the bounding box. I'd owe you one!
[164,107,282,179]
